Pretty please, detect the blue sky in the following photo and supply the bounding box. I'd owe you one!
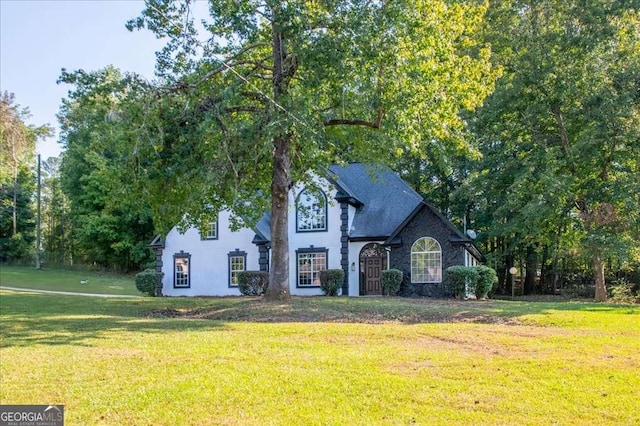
[0,0,165,159]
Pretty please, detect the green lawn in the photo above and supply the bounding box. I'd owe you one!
[1,268,639,425]
[0,265,139,295]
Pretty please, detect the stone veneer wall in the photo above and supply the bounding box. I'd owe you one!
[339,201,350,295]
[258,244,270,272]
[154,248,163,273]
[389,205,465,297]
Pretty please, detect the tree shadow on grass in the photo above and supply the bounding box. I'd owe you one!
[1,290,638,348]
[0,291,226,348]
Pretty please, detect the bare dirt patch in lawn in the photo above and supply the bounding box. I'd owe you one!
[144,297,521,325]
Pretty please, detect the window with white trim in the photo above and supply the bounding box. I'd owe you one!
[296,248,327,287]
[228,250,246,287]
[174,252,191,288]
[296,189,327,232]
[411,237,442,283]
[202,220,218,240]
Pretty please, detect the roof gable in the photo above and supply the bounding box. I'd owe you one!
[328,163,423,239]
[254,163,424,241]
[383,201,485,262]
[252,163,473,245]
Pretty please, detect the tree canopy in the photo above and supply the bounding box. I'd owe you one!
[57,67,156,271]
[0,1,502,291]
[458,1,640,300]
[113,0,498,298]
[0,92,52,261]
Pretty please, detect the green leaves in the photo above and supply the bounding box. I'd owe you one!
[0,92,52,261]
[459,0,640,291]
[57,67,156,270]
[117,0,498,233]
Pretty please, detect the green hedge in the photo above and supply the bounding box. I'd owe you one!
[237,271,269,296]
[445,266,498,299]
[474,265,498,299]
[445,266,479,298]
[135,269,164,297]
[319,269,344,296]
[382,269,403,296]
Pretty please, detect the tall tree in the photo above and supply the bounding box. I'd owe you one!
[0,93,51,235]
[119,0,497,299]
[40,156,73,265]
[0,166,36,261]
[58,67,156,271]
[462,1,640,300]
[0,92,51,261]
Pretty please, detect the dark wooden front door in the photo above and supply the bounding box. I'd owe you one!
[365,256,384,295]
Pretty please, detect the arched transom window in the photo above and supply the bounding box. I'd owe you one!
[296,189,327,232]
[411,237,442,283]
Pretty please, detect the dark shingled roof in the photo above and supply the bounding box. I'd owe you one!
[327,163,423,239]
[253,212,271,244]
[253,163,424,242]
[251,163,478,251]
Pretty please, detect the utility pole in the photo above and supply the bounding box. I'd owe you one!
[36,154,42,269]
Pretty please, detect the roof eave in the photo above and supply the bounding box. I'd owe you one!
[348,236,389,242]
[326,166,365,207]
[335,193,364,208]
[252,234,270,245]
[149,234,165,249]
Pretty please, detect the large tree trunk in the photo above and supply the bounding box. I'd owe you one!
[265,15,294,301]
[524,245,537,294]
[593,249,607,302]
[540,245,549,292]
[12,154,19,236]
[266,134,291,300]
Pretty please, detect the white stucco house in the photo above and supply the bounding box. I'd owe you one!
[150,163,483,297]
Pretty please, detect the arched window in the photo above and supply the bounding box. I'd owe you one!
[296,189,327,232]
[411,237,442,283]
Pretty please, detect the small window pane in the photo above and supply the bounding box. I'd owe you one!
[175,256,190,287]
[229,256,245,287]
[205,222,217,239]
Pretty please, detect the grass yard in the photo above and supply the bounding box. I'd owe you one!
[0,266,139,295]
[0,267,639,425]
